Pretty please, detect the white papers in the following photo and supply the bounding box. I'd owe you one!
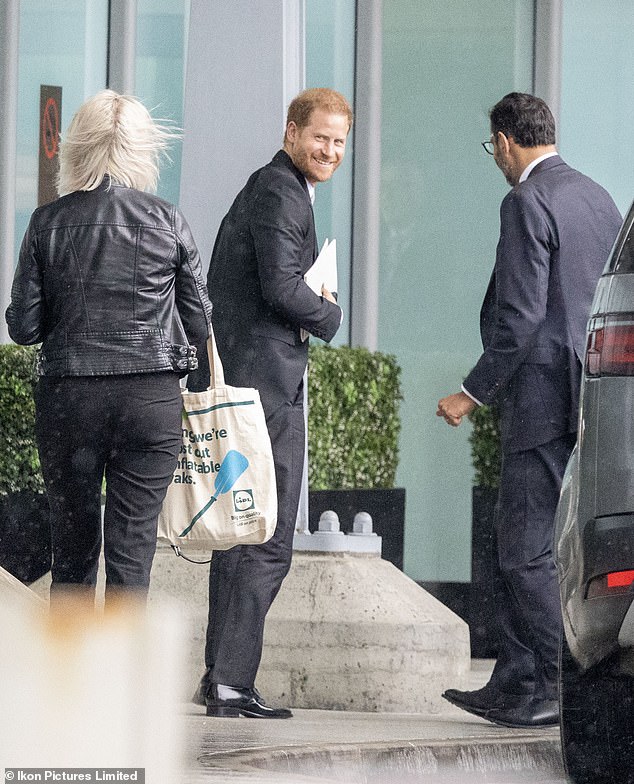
[305,238,337,297]
[302,238,338,341]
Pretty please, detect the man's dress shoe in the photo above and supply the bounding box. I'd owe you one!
[191,668,211,706]
[442,686,531,718]
[206,683,293,719]
[485,698,559,728]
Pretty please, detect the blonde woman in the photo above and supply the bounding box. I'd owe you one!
[6,90,212,604]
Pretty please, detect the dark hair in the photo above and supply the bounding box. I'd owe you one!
[489,92,556,147]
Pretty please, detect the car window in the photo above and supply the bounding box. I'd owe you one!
[609,205,634,274]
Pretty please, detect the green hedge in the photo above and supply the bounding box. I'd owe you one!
[307,344,402,490]
[0,342,402,496]
[468,403,501,489]
[0,345,44,497]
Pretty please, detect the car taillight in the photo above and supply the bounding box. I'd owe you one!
[586,316,634,377]
[587,570,634,598]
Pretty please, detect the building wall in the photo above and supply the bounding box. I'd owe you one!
[13,1,110,264]
[560,0,634,216]
[305,0,356,343]
[379,0,534,582]
[180,0,305,267]
[2,0,632,587]
[376,0,633,584]
[5,0,189,342]
[135,0,190,206]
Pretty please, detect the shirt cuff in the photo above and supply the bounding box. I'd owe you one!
[461,384,483,407]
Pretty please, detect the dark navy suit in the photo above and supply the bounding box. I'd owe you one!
[189,150,342,688]
[464,155,621,700]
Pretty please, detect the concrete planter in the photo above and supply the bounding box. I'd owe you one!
[258,551,470,713]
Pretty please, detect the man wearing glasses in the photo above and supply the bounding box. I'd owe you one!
[437,92,621,728]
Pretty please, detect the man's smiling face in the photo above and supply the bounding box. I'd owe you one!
[284,109,349,185]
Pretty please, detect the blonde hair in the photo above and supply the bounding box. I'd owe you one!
[57,90,179,196]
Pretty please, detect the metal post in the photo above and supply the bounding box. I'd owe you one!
[295,368,311,535]
[283,0,305,123]
[0,0,20,344]
[350,0,382,351]
[533,0,562,130]
[108,0,137,94]
[290,0,310,538]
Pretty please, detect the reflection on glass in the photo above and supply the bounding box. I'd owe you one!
[136,0,190,205]
[306,0,356,346]
[15,0,109,261]
[379,0,534,581]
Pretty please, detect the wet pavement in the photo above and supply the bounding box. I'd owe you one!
[0,572,566,782]
[181,705,563,783]
[180,662,566,784]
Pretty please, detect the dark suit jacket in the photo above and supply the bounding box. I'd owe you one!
[190,150,341,408]
[464,155,622,454]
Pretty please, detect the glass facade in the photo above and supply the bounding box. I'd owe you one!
[12,0,189,266]
[6,0,633,587]
[136,0,190,205]
[379,0,534,581]
[305,0,356,345]
[560,0,634,217]
[14,0,109,259]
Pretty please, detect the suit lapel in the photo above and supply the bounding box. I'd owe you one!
[310,204,318,261]
[272,149,318,265]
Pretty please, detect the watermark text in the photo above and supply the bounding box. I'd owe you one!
[4,770,144,783]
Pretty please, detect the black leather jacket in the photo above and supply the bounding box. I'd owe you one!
[6,179,212,376]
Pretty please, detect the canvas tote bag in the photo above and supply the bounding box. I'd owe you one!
[158,332,277,556]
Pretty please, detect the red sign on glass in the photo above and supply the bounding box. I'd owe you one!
[38,85,62,206]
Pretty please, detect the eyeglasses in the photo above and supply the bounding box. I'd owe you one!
[481,140,494,155]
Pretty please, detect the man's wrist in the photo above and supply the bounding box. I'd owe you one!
[461,384,482,407]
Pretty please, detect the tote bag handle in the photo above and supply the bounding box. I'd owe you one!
[205,327,226,389]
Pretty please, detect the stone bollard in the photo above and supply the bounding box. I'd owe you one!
[319,509,342,532]
[293,509,349,552]
[347,511,382,555]
[352,511,374,533]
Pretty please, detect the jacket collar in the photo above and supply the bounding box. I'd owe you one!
[96,174,129,191]
[272,150,311,198]
[527,154,564,179]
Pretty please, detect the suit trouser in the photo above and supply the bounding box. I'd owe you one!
[204,382,305,688]
[34,373,182,601]
[488,432,575,701]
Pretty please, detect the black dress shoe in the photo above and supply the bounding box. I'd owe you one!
[485,698,559,728]
[191,667,211,706]
[442,686,532,718]
[206,683,293,719]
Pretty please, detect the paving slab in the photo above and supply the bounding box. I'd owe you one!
[3,571,565,784]
[179,662,565,784]
[181,704,563,783]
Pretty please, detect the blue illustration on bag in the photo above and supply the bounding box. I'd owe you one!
[178,449,249,537]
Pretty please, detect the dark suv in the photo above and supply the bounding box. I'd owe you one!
[555,200,634,784]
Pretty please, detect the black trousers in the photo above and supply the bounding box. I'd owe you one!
[488,432,576,701]
[204,382,305,688]
[34,373,182,601]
